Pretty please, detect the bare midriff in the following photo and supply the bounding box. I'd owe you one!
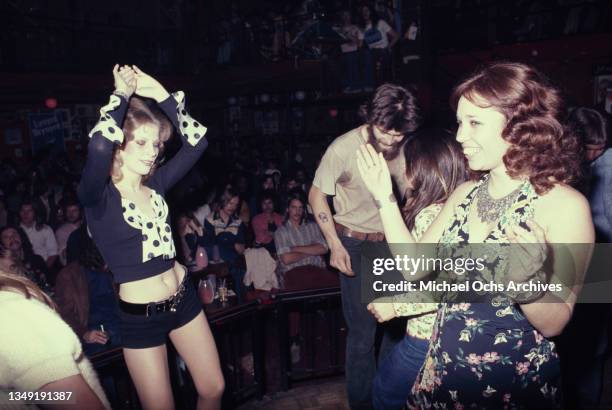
[118,261,186,303]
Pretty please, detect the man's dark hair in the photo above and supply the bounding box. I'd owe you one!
[259,189,277,210]
[359,83,421,135]
[18,197,44,229]
[284,190,308,225]
[61,197,81,214]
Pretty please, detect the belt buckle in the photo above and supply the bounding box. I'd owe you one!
[170,286,184,313]
[146,302,156,318]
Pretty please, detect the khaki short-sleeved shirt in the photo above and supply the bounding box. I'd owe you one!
[312,126,407,233]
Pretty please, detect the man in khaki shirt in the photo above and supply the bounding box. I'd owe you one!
[309,83,420,409]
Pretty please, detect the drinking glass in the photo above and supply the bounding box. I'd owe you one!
[198,279,215,304]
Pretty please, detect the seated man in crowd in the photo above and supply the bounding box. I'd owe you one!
[251,190,283,255]
[54,230,121,357]
[18,198,58,270]
[274,192,337,289]
[55,199,83,266]
[204,188,247,300]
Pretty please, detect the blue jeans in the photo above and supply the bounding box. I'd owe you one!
[340,236,401,410]
[372,335,429,410]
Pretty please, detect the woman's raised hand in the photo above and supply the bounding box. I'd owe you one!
[131,65,170,103]
[356,143,393,201]
[112,64,136,98]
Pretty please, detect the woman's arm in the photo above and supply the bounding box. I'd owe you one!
[132,66,208,194]
[520,187,594,337]
[39,374,107,410]
[357,144,474,279]
[78,65,135,207]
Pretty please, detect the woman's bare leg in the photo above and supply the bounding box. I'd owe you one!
[123,344,174,410]
[169,311,224,410]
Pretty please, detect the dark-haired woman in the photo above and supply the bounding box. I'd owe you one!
[79,65,223,409]
[0,225,49,288]
[370,129,470,410]
[359,4,398,90]
[55,228,122,357]
[358,62,594,408]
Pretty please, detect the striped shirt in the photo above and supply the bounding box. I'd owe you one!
[274,221,328,274]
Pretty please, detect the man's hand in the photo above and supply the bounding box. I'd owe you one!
[367,297,397,323]
[83,330,108,345]
[132,65,170,103]
[113,64,136,98]
[330,243,354,276]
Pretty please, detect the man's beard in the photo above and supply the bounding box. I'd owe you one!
[367,126,402,160]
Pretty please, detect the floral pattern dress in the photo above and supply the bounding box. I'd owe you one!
[408,176,561,409]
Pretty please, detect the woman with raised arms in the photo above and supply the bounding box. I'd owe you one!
[79,65,223,410]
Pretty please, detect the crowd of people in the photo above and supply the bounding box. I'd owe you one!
[0,59,611,410]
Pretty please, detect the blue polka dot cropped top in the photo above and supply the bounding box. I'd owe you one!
[78,92,207,284]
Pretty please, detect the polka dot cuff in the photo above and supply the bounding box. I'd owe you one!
[88,94,124,144]
[172,91,207,147]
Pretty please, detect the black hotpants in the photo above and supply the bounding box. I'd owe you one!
[119,272,202,349]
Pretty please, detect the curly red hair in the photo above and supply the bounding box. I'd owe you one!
[451,62,580,194]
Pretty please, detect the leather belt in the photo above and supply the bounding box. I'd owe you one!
[335,222,385,242]
[119,276,188,317]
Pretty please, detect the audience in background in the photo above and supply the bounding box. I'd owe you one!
[274,192,330,288]
[54,234,122,357]
[55,199,83,266]
[18,198,59,270]
[559,106,612,409]
[0,225,49,289]
[359,4,399,91]
[252,190,283,254]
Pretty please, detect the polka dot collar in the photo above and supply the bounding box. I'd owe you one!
[120,189,176,262]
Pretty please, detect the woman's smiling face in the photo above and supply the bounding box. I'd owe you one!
[455,94,509,172]
[119,123,161,177]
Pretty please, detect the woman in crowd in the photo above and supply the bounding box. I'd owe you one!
[358,62,593,408]
[0,268,110,409]
[54,231,122,357]
[78,65,223,409]
[370,129,470,410]
[0,224,49,288]
[176,211,209,272]
[359,4,398,89]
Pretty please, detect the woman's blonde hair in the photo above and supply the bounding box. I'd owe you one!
[111,96,173,183]
[0,268,56,309]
